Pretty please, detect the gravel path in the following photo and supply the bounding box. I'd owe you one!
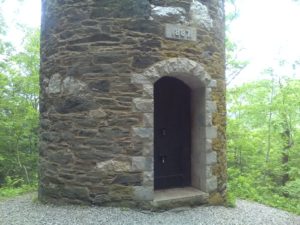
[1,193,299,225]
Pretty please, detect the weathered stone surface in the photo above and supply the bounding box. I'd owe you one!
[96,160,131,173]
[62,76,86,94]
[88,80,110,93]
[151,5,187,23]
[40,0,226,207]
[206,127,218,139]
[56,96,97,114]
[207,176,218,193]
[133,98,153,113]
[190,1,213,29]
[132,128,153,139]
[61,186,89,201]
[91,0,151,19]
[132,55,161,69]
[112,173,142,186]
[47,73,61,94]
[206,151,217,165]
[131,156,153,172]
[133,186,153,201]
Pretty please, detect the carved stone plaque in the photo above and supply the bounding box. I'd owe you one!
[165,24,197,41]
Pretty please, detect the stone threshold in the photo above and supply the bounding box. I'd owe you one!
[152,187,209,209]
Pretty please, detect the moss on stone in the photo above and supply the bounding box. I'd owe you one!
[108,185,133,201]
[208,192,224,205]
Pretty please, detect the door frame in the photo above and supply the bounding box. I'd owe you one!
[131,58,219,201]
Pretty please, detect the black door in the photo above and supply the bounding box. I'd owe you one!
[154,76,191,190]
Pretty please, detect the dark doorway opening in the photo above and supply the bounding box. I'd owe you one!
[154,76,191,190]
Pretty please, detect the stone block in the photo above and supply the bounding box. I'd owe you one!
[206,101,217,113]
[206,127,217,139]
[88,80,110,93]
[133,98,153,113]
[143,171,154,186]
[208,79,217,88]
[96,160,131,173]
[133,186,153,201]
[206,176,218,193]
[112,173,142,186]
[206,151,217,165]
[62,76,86,94]
[131,157,152,172]
[143,113,153,127]
[132,127,153,139]
[143,84,153,98]
[61,186,89,201]
[47,73,61,94]
[131,74,151,85]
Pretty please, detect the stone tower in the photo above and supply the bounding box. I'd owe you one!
[39,0,226,208]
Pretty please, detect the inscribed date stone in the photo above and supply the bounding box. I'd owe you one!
[165,23,197,41]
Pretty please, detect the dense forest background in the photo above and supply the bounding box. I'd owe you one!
[0,0,299,215]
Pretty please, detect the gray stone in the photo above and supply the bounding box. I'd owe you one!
[206,101,217,113]
[125,19,163,35]
[208,79,217,88]
[91,0,151,19]
[88,80,110,93]
[133,98,153,113]
[206,127,218,139]
[206,151,217,165]
[61,186,89,201]
[143,171,153,186]
[206,176,218,193]
[88,108,107,118]
[132,55,160,69]
[133,186,153,201]
[56,96,97,114]
[112,174,142,186]
[190,1,213,29]
[151,5,187,23]
[47,73,61,94]
[143,84,153,97]
[49,153,73,165]
[62,76,86,94]
[96,160,131,173]
[131,157,152,172]
[143,113,153,127]
[206,113,213,126]
[132,128,153,139]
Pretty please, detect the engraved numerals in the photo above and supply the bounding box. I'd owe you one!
[172,28,192,39]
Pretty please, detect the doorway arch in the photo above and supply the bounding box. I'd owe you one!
[131,58,218,200]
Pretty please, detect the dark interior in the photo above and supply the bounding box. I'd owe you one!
[154,76,191,190]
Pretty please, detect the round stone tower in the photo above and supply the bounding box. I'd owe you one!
[39,0,226,207]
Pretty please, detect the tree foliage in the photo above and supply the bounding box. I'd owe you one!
[0,28,40,187]
[227,66,300,214]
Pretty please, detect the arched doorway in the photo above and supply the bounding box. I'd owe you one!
[154,77,191,189]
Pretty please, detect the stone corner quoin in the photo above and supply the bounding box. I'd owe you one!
[39,0,226,208]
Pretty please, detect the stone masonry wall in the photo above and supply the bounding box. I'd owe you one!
[39,0,226,207]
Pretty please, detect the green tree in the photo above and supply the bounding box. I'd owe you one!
[0,28,40,186]
[227,64,300,214]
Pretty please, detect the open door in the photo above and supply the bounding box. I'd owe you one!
[154,76,191,190]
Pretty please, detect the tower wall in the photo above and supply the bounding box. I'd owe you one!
[39,0,226,207]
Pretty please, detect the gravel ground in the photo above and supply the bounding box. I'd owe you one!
[1,193,299,225]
